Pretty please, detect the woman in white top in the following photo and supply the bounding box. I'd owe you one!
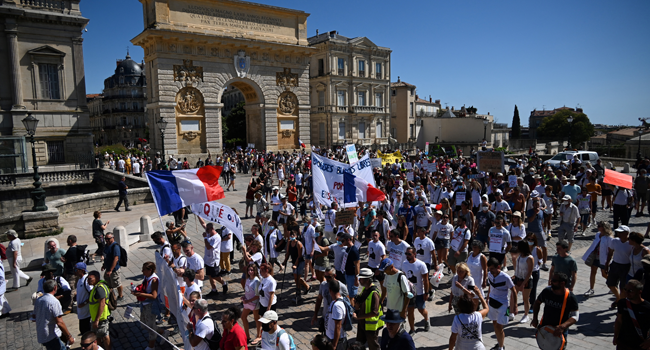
[449,263,477,314]
[467,241,487,292]
[277,164,285,188]
[511,241,534,324]
[582,221,614,297]
[241,264,262,345]
[525,233,543,312]
[507,211,526,272]
[258,263,278,312]
[576,188,592,235]
[628,231,650,281]
[470,180,482,214]
[449,286,489,350]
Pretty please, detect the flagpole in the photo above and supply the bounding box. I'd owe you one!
[145,171,166,230]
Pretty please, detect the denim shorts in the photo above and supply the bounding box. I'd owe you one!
[435,238,450,250]
[292,261,305,276]
[408,294,426,310]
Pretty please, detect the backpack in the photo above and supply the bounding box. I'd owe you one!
[0,243,6,260]
[276,328,297,350]
[331,297,355,332]
[200,315,222,350]
[77,245,91,264]
[118,244,128,267]
[396,271,415,299]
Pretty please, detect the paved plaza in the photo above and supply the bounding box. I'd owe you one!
[2,171,648,350]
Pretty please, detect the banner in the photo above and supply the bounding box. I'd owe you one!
[603,169,633,189]
[477,151,504,174]
[346,144,359,165]
[191,201,244,244]
[155,254,191,349]
[376,150,402,166]
[312,153,375,208]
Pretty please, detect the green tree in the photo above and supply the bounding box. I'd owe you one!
[223,101,246,146]
[511,105,521,139]
[537,109,594,148]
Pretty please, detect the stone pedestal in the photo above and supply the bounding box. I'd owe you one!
[113,226,128,250]
[140,215,154,242]
[23,208,60,239]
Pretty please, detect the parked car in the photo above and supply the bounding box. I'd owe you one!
[543,151,599,168]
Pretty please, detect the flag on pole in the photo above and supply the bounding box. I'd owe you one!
[343,172,386,204]
[299,138,306,148]
[145,166,225,216]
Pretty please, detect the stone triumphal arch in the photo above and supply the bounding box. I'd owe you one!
[132,0,315,161]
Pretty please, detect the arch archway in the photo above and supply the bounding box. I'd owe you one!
[219,78,265,150]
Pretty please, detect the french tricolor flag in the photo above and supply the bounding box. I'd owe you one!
[299,138,305,148]
[145,166,225,216]
[343,172,385,204]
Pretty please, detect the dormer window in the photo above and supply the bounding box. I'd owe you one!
[120,67,124,73]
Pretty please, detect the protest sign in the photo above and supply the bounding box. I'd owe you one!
[312,153,375,208]
[456,192,466,206]
[604,169,633,189]
[370,158,382,169]
[477,151,504,173]
[376,150,402,165]
[335,210,355,226]
[155,254,191,349]
[405,162,413,170]
[508,175,518,188]
[407,172,414,181]
[346,144,359,164]
[191,201,244,244]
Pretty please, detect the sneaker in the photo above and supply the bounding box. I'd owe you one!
[26,277,33,286]
[529,308,534,314]
[223,282,229,294]
[584,289,595,297]
[408,329,415,336]
[587,222,592,228]
[541,264,549,271]
[125,208,132,211]
[519,315,530,324]
[508,314,515,322]
[424,323,431,332]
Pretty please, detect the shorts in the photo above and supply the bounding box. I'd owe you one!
[532,231,547,248]
[278,216,287,224]
[435,238,450,250]
[408,294,426,310]
[314,265,327,272]
[265,186,272,194]
[557,222,575,243]
[514,276,532,289]
[448,249,468,267]
[246,199,255,207]
[580,213,590,224]
[487,301,511,325]
[104,269,121,289]
[272,211,279,222]
[141,304,159,341]
[244,300,258,311]
[292,261,305,276]
[304,254,313,261]
[206,265,221,278]
[607,262,631,289]
[489,252,506,264]
[93,319,110,338]
[591,201,598,214]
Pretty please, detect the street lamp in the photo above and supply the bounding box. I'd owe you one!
[567,116,574,150]
[156,116,168,157]
[22,113,48,211]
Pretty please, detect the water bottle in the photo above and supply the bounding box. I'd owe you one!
[131,282,135,292]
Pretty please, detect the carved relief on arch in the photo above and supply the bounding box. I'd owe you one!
[277,91,298,116]
[175,87,204,115]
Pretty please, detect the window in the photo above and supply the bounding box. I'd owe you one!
[376,121,383,138]
[318,59,324,76]
[358,60,365,77]
[337,91,346,106]
[358,122,366,139]
[133,102,139,110]
[358,91,367,106]
[39,64,60,99]
[318,91,325,106]
[119,76,124,84]
[338,58,345,75]
[47,140,65,164]
[375,93,383,107]
[338,122,346,140]
[391,89,396,96]
[319,122,325,141]
[132,89,138,97]
[410,102,414,117]
[410,124,414,138]
[375,62,382,79]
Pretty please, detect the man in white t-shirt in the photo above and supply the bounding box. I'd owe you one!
[182,269,201,308]
[488,216,512,272]
[487,257,516,350]
[368,231,387,270]
[170,242,188,287]
[325,281,348,350]
[302,220,317,282]
[186,299,214,350]
[402,247,430,335]
[198,218,228,296]
[386,229,411,271]
[259,310,292,350]
[491,190,512,216]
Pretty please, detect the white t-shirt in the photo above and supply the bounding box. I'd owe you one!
[488,271,514,305]
[401,259,429,296]
[184,282,201,301]
[384,272,410,312]
[491,200,511,213]
[433,222,453,240]
[302,225,316,254]
[325,209,337,231]
[76,274,92,320]
[386,240,411,270]
[172,255,188,286]
[488,227,511,254]
[37,276,71,293]
[326,299,347,340]
[367,240,386,268]
[271,194,282,212]
[186,253,205,287]
[609,238,634,264]
[194,316,215,350]
[220,227,233,253]
[279,203,295,221]
[451,312,485,350]
[132,162,141,174]
[259,276,277,307]
[451,227,471,253]
[414,237,435,265]
[203,233,221,267]
[265,228,282,259]
[262,327,292,350]
[507,224,526,241]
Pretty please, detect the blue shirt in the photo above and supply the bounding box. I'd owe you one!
[118,180,127,196]
[103,242,121,271]
[526,209,544,233]
[380,327,416,350]
[562,184,581,202]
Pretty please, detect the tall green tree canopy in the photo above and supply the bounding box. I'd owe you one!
[537,109,594,147]
[511,105,521,139]
[223,101,246,145]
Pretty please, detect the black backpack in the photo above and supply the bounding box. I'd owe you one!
[201,315,222,350]
[118,244,128,267]
[76,245,91,264]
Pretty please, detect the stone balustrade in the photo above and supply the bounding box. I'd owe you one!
[0,169,94,188]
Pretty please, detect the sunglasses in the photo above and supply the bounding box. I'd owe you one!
[80,342,94,349]
[405,253,413,256]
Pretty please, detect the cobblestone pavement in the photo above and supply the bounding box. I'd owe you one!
[3,172,649,349]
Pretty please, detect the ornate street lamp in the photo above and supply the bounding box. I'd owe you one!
[567,116,574,150]
[22,113,47,211]
[156,116,168,157]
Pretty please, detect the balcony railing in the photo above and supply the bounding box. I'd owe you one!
[358,71,365,77]
[310,106,350,114]
[350,106,386,114]
[338,69,344,76]
[20,0,69,11]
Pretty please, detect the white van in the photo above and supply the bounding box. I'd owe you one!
[543,151,599,168]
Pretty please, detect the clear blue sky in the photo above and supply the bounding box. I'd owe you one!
[81,0,650,127]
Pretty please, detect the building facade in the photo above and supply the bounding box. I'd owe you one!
[416,106,495,151]
[0,0,91,172]
[308,31,391,148]
[529,106,584,139]
[389,79,418,143]
[88,53,148,147]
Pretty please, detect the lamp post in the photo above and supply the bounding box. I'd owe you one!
[22,114,47,211]
[567,116,574,150]
[156,116,168,158]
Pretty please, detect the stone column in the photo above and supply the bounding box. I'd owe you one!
[71,37,89,112]
[5,20,24,110]
[263,106,278,152]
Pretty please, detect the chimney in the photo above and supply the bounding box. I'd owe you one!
[452,106,454,111]
[329,30,336,38]
[488,112,490,115]
[316,29,319,36]
[429,97,432,102]
[435,99,440,104]
[415,94,419,100]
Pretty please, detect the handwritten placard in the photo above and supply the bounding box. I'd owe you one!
[335,210,355,226]
[508,175,518,188]
[407,172,414,181]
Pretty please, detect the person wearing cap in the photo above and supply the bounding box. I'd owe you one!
[557,194,580,252]
[379,309,416,350]
[74,262,93,335]
[561,175,581,204]
[612,184,633,228]
[490,189,511,217]
[259,310,293,350]
[352,268,383,350]
[379,258,411,320]
[402,247,430,334]
[271,187,282,222]
[5,229,32,290]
